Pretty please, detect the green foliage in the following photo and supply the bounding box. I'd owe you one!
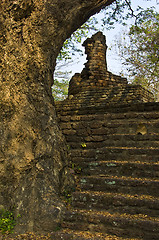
[58,17,98,62]
[101,0,135,29]
[52,78,69,101]
[0,209,16,234]
[114,9,159,99]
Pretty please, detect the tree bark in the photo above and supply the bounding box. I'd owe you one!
[0,0,115,233]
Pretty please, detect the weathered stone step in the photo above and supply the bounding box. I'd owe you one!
[56,101,159,115]
[80,160,159,179]
[62,209,159,239]
[60,119,159,136]
[70,147,159,161]
[57,105,159,116]
[102,135,159,148]
[57,112,159,128]
[80,176,159,197]
[68,138,159,149]
[59,115,159,126]
[65,133,159,148]
[70,151,159,165]
[102,134,159,144]
[50,228,140,240]
[72,191,159,217]
[102,123,159,135]
[91,134,159,142]
[57,109,159,122]
[95,147,159,161]
[57,100,152,111]
[106,110,159,120]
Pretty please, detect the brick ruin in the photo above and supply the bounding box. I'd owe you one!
[68,31,154,103]
[54,32,159,239]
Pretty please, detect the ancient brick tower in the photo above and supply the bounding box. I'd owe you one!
[68,31,153,103]
[54,32,159,239]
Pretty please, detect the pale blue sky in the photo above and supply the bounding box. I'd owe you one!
[55,0,159,80]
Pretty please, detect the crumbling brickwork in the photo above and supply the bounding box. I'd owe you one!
[68,32,154,103]
[68,32,128,96]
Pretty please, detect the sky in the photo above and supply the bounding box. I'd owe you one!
[55,0,159,80]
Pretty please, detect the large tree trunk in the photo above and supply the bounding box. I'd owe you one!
[0,0,115,233]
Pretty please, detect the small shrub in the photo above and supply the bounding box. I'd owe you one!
[0,209,16,234]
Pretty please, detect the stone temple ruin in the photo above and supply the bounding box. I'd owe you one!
[54,32,159,239]
[68,31,154,103]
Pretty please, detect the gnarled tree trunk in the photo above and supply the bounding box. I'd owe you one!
[0,0,115,233]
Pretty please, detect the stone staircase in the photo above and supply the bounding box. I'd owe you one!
[55,100,159,240]
[53,32,159,239]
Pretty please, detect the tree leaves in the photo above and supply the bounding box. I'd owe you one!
[114,9,159,99]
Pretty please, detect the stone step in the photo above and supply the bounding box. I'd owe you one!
[79,176,159,197]
[59,115,159,126]
[57,112,159,127]
[57,105,159,116]
[57,100,150,111]
[71,157,159,168]
[95,147,159,161]
[58,112,159,129]
[61,121,159,138]
[70,153,159,166]
[102,123,159,135]
[79,160,159,179]
[103,135,159,148]
[56,102,159,115]
[68,138,159,149]
[87,134,159,142]
[70,147,159,161]
[50,229,140,240]
[57,109,159,122]
[62,209,159,239]
[72,191,159,218]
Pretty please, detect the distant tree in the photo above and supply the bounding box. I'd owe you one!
[58,18,98,61]
[52,70,70,101]
[114,9,159,99]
